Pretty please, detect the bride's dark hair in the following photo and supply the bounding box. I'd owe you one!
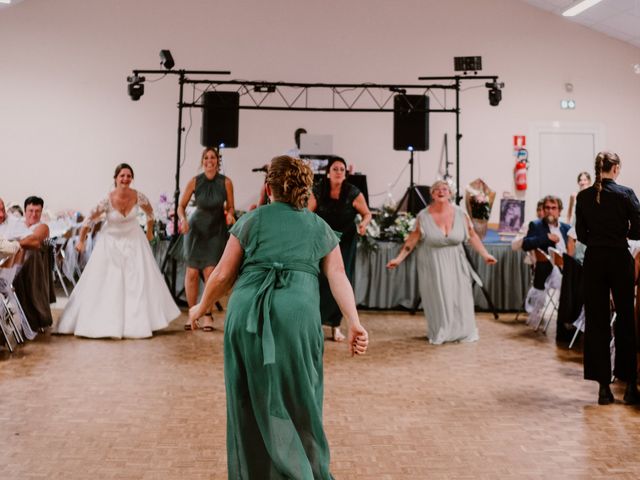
[113,163,135,186]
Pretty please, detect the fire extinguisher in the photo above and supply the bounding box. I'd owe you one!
[514,148,528,191]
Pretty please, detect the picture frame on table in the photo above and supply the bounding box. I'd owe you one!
[499,199,525,233]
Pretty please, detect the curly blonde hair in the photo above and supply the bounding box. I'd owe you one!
[266,155,314,209]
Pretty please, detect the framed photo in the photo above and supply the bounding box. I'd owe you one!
[499,199,525,233]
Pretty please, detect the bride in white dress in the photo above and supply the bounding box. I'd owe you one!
[55,163,180,339]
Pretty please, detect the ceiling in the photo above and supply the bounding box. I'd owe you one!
[522,0,640,49]
[1,0,639,49]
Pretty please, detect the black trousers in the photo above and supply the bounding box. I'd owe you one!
[533,261,552,290]
[583,247,637,384]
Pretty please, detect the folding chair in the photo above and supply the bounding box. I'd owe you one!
[532,248,561,333]
[51,228,77,297]
[0,257,21,352]
[515,252,536,322]
[0,255,38,343]
[549,247,564,271]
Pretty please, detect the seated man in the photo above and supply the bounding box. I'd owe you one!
[0,196,47,249]
[522,195,570,289]
[511,199,544,259]
[8,196,55,331]
[21,196,50,248]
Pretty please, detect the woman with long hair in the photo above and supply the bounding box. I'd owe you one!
[189,155,368,478]
[55,163,180,338]
[566,170,592,224]
[308,157,371,341]
[575,151,640,405]
[177,147,235,331]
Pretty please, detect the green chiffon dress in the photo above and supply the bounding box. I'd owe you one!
[225,201,339,479]
[183,172,228,269]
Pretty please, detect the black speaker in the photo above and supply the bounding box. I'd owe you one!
[393,94,429,151]
[201,91,239,148]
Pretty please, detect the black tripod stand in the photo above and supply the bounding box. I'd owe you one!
[394,150,429,216]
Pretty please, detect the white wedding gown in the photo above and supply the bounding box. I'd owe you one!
[55,192,180,339]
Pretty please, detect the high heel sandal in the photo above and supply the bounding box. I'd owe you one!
[200,313,215,332]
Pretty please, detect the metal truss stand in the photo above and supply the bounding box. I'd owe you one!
[128,68,501,298]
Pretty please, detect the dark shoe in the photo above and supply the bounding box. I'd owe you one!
[200,315,215,332]
[598,385,614,405]
[623,383,640,405]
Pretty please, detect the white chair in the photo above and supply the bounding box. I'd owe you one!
[0,254,37,346]
[51,228,77,297]
[526,248,561,333]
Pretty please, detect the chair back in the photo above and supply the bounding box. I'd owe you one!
[534,248,551,264]
[549,247,564,270]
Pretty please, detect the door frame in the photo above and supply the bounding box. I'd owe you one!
[524,121,605,220]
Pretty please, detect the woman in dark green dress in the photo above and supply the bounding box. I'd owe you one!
[177,147,235,330]
[189,155,369,479]
[309,157,371,341]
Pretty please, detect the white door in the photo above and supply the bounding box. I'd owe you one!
[528,122,604,223]
[539,131,596,217]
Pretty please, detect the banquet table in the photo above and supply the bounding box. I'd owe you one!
[355,230,531,312]
[154,230,532,312]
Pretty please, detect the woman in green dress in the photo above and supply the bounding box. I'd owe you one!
[189,155,369,479]
[308,157,371,341]
[177,147,235,330]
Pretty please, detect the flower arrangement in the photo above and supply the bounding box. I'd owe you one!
[464,179,496,220]
[464,178,496,239]
[469,192,491,220]
[155,193,176,238]
[358,206,415,249]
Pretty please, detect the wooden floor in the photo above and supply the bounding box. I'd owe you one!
[1,306,640,480]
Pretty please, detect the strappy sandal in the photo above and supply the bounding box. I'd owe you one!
[200,314,215,332]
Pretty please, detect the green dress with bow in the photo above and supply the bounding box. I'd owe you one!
[225,201,339,479]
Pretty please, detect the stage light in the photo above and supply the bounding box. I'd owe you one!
[159,50,175,70]
[485,80,504,107]
[127,74,145,101]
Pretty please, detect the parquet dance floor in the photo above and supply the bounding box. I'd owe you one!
[1,308,639,479]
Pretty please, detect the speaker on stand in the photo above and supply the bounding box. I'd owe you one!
[201,91,240,148]
[392,94,430,215]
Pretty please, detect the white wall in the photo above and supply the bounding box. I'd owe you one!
[1,0,639,223]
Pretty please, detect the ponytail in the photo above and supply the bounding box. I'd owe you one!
[593,151,621,204]
[594,153,603,204]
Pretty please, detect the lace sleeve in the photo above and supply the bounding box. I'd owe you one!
[137,191,154,221]
[81,197,109,228]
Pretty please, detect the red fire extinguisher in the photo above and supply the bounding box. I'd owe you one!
[514,148,528,191]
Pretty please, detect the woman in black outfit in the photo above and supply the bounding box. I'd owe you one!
[308,157,371,341]
[576,151,640,405]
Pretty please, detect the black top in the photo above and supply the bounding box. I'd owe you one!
[575,179,640,248]
[313,181,361,244]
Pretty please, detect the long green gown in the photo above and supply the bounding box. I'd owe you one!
[225,201,339,479]
[183,172,229,268]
